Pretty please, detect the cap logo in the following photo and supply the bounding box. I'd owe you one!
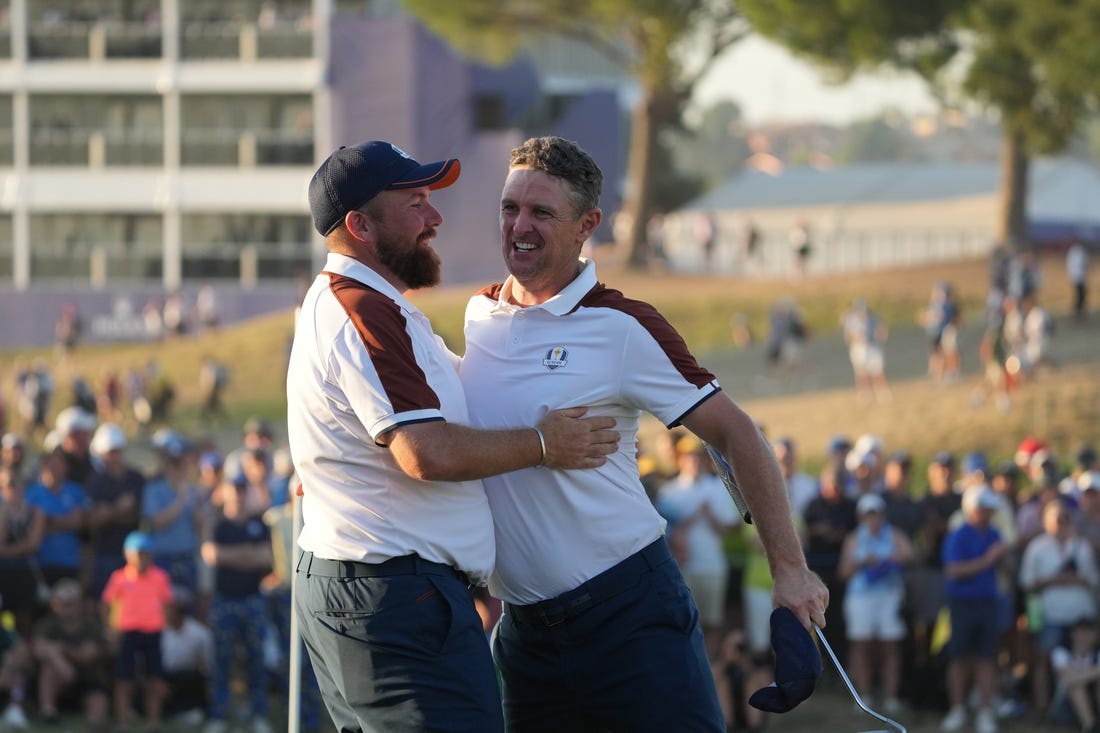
[390,143,413,160]
[543,346,568,370]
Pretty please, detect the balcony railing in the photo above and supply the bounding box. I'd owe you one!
[29,127,163,166]
[181,242,312,281]
[25,240,311,284]
[28,21,162,59]
[24,19,312,60]
[30,241,162,282]
[24,126,312,167]
[180,128,312,166]
[181,21,312,59]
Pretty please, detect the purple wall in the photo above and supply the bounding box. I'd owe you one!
[551,90,626,242]
[328,17,471,158]
[0,285,300,349]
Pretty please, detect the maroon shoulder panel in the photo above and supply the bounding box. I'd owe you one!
[326,273,441,413]
[576,283,716,388]
[473,282,504,300]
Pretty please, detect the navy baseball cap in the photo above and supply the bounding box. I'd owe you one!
[749,607,822,713]
[308,141,461,236]
[962,451,989,475]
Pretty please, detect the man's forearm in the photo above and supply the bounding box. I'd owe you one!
[387,422,542,481]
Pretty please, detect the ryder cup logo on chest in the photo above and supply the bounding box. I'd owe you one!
[542,346,569,370]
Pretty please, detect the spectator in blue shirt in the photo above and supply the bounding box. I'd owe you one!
[941,486,1008,733]
[25,447,88,587]
[142,433,202,593]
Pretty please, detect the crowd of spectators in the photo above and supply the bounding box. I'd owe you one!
[642,428,1100,733]
[0,243,1090,733]
[0,401,321,733]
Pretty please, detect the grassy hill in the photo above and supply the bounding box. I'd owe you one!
[2,253,1096,471]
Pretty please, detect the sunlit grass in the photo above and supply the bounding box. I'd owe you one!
[2,253,1095,470]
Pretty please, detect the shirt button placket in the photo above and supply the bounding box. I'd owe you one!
[509,311,525,350]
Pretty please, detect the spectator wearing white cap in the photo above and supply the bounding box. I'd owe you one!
[1020,498,1100,713]
[53,406,98,487]
[840,435,885,499]
[947,472,1021,705]
[941,486,1009,733]
[838,493,915,714]
[845,449,881,500]
[84,423,145,598]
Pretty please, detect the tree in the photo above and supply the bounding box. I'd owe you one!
[671,100,752,190]
[400,0,747,269]
[739,0,1100,249]
[833,116,916,164]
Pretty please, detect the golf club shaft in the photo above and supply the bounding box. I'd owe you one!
[704,443,752,524]
[814,624,907,733]
[704,443,904,732]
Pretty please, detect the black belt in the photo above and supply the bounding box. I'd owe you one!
[297,551,472,587]
[505,538,670,628]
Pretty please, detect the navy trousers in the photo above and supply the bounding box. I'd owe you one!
[495,539,725,732]
[295,552,502,733]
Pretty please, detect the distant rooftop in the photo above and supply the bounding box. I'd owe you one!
[685,157,1100,223]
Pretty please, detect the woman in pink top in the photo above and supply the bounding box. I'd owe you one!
[101,530,173,732]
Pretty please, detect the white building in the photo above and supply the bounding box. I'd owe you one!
[0,1,632,347]
[0,0,327,291]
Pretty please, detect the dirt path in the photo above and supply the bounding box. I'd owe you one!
[701,311,1099,402]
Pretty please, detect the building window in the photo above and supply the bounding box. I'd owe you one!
[180,0,313,60]
[181,212,312,282]
[29,213,162,282]
[473,94,505,131]
[30,94,163,167]
[181,94,312,167]
[0,95,12,166]
[28,1,162,60]
[0,215,12,281]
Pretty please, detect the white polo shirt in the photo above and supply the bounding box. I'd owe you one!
[286,253,494,584]
[460,258,721,604]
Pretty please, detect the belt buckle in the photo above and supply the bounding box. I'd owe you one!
[538,605,567,627]
[538,591,592,627]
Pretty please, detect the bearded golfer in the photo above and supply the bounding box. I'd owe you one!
[288,141,618,732]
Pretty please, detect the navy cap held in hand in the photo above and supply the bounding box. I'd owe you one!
[748,607,822,713]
